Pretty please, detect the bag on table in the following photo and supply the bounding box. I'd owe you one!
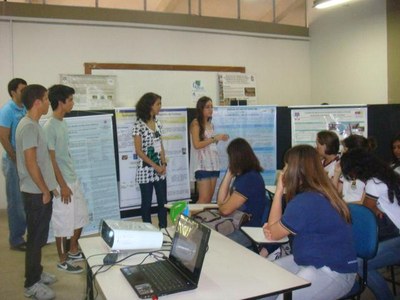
[192,209,250,236]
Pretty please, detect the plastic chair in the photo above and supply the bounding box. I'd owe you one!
[339,204,379,300]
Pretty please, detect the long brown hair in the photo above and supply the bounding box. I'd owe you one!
[284,144,351,222]
[195,96,212,141]
[227,138,263,175]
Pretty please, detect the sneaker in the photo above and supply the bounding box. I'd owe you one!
[40,272,57,285]
[24,282,55,300]
[57,261,83,274]
[67,251,84,262]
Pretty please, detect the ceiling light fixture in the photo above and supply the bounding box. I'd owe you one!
[313,0,351,9]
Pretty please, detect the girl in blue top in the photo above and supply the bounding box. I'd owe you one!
[217,138,266,247]
[264,145,357,300]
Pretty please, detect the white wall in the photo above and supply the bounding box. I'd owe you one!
[309,0,387,105]
[0,18,311,208]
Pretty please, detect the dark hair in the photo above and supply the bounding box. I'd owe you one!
[342,134,376,152]
[341,148,400,206]
[227,138,263,175]
[391,133,400,167]
[317,130,339,155]
[135,92,161,122]
[8,78,27,97]
[21,84,47,110]
[195,96,212,141]
[284,144,351,222]
[48,84,75,111]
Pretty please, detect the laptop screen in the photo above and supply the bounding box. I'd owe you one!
[169,214,211,284]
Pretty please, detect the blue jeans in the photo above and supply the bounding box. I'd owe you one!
[363,236,400,300]
[22,192,53,288]
[139,179,167,228]
[2,156,26,246]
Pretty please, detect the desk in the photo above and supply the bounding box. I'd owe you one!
[80,230,309,300]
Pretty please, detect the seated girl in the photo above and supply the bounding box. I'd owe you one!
[264,145,357,300]
[217,138,266,248]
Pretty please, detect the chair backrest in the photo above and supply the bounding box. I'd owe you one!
[348,204,378,259]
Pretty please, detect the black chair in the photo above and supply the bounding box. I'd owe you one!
[339,204,379,300]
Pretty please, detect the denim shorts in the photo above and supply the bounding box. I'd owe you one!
[195,170,220,180]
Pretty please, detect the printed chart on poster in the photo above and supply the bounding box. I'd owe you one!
[115,108,190,210]
[60,74,117,110]
[291,106,368,146]
[65,114,120,234]
[213,106,277,185]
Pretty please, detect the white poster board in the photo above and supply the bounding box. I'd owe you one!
[115,107,190,210]
[291,106,368,146]
[213,106,277,185]
[60,74,117,110]
[65,114,120,234]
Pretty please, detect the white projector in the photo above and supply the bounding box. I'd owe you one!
[100,219,163,251]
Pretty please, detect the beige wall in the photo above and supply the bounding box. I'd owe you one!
[387,0,400,104]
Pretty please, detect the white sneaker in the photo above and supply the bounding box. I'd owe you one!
[24,282,55,300]
[40,272,57,285]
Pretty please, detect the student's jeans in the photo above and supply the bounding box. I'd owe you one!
[262,255,356,300]
[2,156,26,247]
[139,179,167,228]
[22,192,53,288]
[364,236,400,300]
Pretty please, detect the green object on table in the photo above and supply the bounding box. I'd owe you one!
[169,201,189,223]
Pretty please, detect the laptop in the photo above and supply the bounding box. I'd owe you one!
[120,214,211,299]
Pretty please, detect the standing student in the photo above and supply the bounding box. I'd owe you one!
[133,92,167,228]
[217,138,266,247]
[264,145,357,300]
[43,84,89,274]
[391,133,400,174]
[341,149,400,300]
[190,96,229,203]
[0,78,27,251]
[16,84,58,300]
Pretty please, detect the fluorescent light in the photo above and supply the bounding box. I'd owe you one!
[313,0,351,9]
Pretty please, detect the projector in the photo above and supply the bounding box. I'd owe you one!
[100,219,163,251]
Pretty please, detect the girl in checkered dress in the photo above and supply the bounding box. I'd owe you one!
[132,93,167,228]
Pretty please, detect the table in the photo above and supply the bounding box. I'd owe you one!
[80,230,310,300]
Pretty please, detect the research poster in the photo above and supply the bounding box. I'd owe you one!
[60,74,117,110]
[218,73,257,106]
[291,106,368,146]
[115,108,190,210]
[213,106,277,185]
[64,114,120,234]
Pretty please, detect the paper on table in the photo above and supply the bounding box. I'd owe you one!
[241,227,289,244]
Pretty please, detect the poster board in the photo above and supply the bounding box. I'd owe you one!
[291,106,368,147]
[115,107,190,210]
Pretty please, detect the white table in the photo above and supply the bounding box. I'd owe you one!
[80,229,309,300]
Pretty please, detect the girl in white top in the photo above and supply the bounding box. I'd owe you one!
[391,133,400,175]
[190,97,229,203]
[316,130,340,186]
[337,135,376,203]
[341,148,400,300]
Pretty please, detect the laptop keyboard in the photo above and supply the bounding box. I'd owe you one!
[139,261,188,292]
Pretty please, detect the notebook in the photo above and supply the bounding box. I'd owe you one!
[120,214,211,299]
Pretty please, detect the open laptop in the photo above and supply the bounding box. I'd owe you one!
[120,214,211,299]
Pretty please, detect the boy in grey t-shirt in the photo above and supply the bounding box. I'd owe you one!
[16,84,57,300]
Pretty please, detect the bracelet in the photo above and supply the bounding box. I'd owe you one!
[211,136,216,143]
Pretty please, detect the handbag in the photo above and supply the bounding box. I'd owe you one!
[193,209,250,236]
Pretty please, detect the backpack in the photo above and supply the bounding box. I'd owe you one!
[192,209,250,236]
